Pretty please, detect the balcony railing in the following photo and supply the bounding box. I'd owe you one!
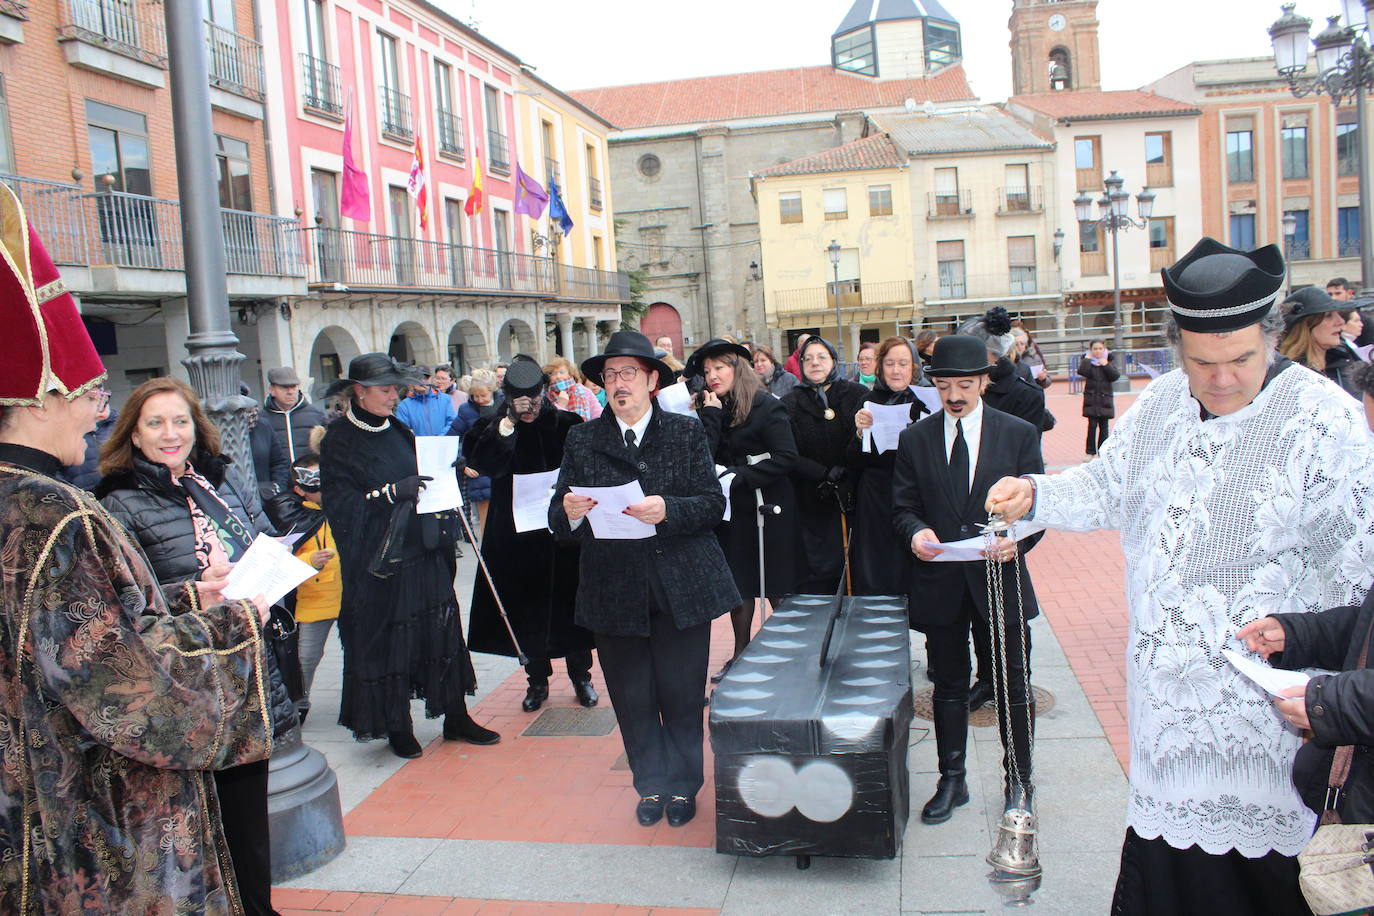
[0,173,303,278]
[923,271,1061,302]
[589,176,603,212]
[488,130,510,174]
[379,86,412,140]
[1341,237,1363,258]
[294,225,629,302]
[60,0,167,67]
[1285,238,1312,261]
[205,20,264,101]
[0,1,28,18]
[773,279,914,316]
[300,54,342,117]
[437,108,464,158]
[927,189,973,218]
[998,186,1043,214]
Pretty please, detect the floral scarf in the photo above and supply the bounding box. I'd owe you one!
[178,463,255,571]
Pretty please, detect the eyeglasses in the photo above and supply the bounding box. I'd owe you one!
[602,366,645,383]
[85,389,111,410]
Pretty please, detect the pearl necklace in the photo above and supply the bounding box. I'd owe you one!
[345,404,390,432]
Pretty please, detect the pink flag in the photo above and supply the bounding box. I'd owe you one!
[340,91,370,222]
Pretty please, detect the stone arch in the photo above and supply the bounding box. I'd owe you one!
[639,302,683,360]
[496,318,536,361]
[447,320,488,374]
[1048,46,1072,91]
[387,320,437,367]
[307,325,361,400]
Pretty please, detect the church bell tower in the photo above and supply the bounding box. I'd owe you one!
[1009,0,1101,94]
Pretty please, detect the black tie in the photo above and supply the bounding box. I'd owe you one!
[625,428,639,465]
[949,418,969,498]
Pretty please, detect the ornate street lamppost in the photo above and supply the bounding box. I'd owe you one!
[827,239,844,363]
[1270,1,1374,291]
[1073,171,1155,392]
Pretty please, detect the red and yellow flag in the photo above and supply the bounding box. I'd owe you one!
[464,152,485,217]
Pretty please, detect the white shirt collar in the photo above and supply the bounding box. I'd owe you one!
[613,406,653,445]
[943,398,984,437]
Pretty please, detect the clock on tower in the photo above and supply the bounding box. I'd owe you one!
[1008,0,1101,94]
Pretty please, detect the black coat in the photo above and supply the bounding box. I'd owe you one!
[549,403,740,637]
[1273,592,1374,824]
[848,387,929,596]
[985,358,1048,433]
[891,405,1043,630]
[699,391,800,600]
[265,396,327,463]
[1078,356,1120,419]
[1315,344,1364,400]
[59,411,118,491]
[250,415,290,501]
[464,405,592,660]
[780,379,868,594]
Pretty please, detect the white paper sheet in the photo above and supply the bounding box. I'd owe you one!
[1222,648,1312,697]
[862,401,914,454]
[512,468,560,533]
[414,436,463,514]
[926,522,1048,563]
[276,531,305,549]
[222,533,319,606]
[570,481,656,539]
[657,381,696,416]
[720,472,736,522]
[911,386,944,415]
[1030,363,1045,379]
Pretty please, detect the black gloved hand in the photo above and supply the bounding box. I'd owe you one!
[825,465,846,484]
[393,475,433,502]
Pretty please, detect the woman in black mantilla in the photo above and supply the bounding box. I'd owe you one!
[850,337,931,596]
[319,354,499,759]
[463,355,596,713]
[779,336,867,595]
[691,339,799,679]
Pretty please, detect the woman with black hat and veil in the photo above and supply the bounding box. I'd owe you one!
[690,338,800,680]
[779,335,867,595]
[319,353,499,759]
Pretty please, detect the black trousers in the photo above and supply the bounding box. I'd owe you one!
[1111,828,1312,916]
[214,759,278,916]
[595,607,711,798]
[1086,417,1110,455]
[924,589,1033,779]
[525,649,593,686]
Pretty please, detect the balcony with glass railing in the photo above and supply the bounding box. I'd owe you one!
[300,54,343,118]
[378,87,412,141]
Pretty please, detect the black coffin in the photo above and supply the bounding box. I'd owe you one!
[709,594,912,860]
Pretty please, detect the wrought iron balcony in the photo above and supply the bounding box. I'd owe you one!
[205,20,264,101]
[488,130,510,174]
[60,0,167,67]
[997,186,1043,215]
[379,87,412,140]
[1341,237,1363,258]
[927,189,973,219]
[922,270,1061,303]
[0,1,28,19]
[1285,238,1312,261]
[300,54,343,117]
[437,108,464,158]
[772,279,914,316]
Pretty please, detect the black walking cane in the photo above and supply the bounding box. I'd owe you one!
[452,504,529,666]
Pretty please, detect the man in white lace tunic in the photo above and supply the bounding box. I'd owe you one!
[987,238,1374,916]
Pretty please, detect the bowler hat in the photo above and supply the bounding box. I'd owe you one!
[925,334,996,377]
[683,338,752,380]
[1161,237,1285,333]
[581,331,673,388]
[502,354,548,397]
[324,353,423,397]
[1282,286,1348,328]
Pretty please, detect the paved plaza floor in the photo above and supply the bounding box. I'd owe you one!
[275,381,1143,915]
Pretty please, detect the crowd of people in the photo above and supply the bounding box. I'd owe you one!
[7,153,1374,915]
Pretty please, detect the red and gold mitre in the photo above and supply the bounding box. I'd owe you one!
[0,181,105,406]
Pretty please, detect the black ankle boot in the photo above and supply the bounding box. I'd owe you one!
[922,698,971,824]
[388,730,422,759]
[443,707,500,745]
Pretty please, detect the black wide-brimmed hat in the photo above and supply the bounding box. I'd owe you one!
[925,334,996,377]
[581,330,673,387]
[1161,238,1286,333]
[324,353,423,397]
[1282,286,1348,328]
[683,338,752,379]
[502,353,548,397]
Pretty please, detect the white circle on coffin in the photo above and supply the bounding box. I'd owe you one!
[794,762,854,822]
[738,757,797,817]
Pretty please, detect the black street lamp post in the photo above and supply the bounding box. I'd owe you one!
[827,239,844,363]
[1073,171,1155,392]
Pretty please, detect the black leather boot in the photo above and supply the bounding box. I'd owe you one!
[921,698,970,824]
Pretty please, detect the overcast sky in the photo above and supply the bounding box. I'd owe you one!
[436,0,1286,99]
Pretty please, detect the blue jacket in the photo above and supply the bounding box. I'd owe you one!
[395,389,458,437]
[60,411,119,491]
[450,400,494,502]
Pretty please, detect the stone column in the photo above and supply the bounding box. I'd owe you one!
[556,312,574,359]
[161,297,192,382]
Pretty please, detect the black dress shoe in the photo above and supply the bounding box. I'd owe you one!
[665,795,696,827]
[442,713,501,745]
[388,731,422,759]
[920,774,969,824]
[522,684,549,713]
[968,679,994,712]
[573,680,599,708]
[636,795,665,826]
[709,660,733,684]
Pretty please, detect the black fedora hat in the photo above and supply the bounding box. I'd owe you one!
[925,334,996,377]
[581,330,673,387]
[683,338,752,379]
[502,353,547,397]
[324,353,423,397]
[1161,238,1285,333]
[1282,286,1348,328]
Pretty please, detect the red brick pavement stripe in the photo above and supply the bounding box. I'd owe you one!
[276,888,718,914]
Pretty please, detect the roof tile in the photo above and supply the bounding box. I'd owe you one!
[1011,89,1200,121]
[753,133,907,177]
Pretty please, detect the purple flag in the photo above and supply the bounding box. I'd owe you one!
[340,91,370,222]
[513,163,549,219]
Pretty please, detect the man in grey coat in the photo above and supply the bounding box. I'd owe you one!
[550,331,740,830]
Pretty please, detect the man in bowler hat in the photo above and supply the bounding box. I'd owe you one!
[550,331,740,828]
[891,334,1045,826]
